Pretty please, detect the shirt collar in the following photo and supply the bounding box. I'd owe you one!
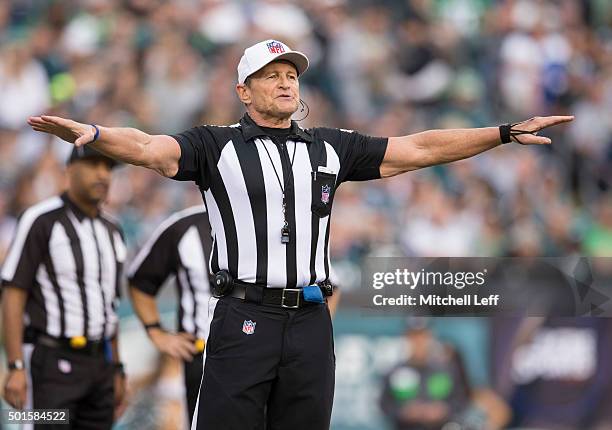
[239,113,313,143]
[61,192,99,221]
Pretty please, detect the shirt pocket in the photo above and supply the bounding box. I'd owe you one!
[311,171,337,218]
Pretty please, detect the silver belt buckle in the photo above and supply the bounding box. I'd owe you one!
[281,289,301,308]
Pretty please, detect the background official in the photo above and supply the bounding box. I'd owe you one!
[1,146,126,429]
[127,205,212,425]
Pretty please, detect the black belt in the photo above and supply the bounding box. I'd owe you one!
[228,283,326,309]
[35,333,106,356]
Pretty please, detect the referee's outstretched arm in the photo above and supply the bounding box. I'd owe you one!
[27,116,182,178]
[28,114,573,180]
[381,115,574,177]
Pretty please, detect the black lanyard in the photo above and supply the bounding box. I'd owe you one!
[261,138,297,244]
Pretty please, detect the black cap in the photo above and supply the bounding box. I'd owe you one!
[67,146,119,168]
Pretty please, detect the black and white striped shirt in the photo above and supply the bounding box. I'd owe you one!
[0,193,126,339]
[127,206,213,339]
[171,113,387,288]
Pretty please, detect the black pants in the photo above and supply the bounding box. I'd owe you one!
[194,297,335,430]
[29,343,114,430]
[184,351,203,425]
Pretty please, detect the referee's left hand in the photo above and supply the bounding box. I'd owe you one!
[508,116,574,145]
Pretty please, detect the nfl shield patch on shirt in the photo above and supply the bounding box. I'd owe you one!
[321,185,331,204]
[242,320,256,335]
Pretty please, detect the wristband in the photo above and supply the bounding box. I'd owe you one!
[500,119,540,145]
[499,123,512,144]
[90,124,100,143]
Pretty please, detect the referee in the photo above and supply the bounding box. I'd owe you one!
[1,146,126,429]
[127,205,212,425]
[26,39,573,429]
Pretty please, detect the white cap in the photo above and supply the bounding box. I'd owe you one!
[237,39,309,84]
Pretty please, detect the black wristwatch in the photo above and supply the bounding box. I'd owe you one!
[144,321,164,333]
[8,359,24,371]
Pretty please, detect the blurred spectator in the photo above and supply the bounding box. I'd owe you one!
[0,190,16,264]
[0,39,50,130]
[582,195,612,257]
[144,33,208,133]
[379,318,470,429]
[379,317,509,430]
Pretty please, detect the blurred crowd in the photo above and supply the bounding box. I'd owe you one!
[1,0,612,428]
[0,0,610,267]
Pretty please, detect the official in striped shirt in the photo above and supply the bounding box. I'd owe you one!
[127,205,212,425]
[27,39,572,430]
[1,146,126,429]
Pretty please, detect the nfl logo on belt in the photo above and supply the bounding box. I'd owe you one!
[321,185,331,204]
[242,320,256,335]
[267,41,285,54]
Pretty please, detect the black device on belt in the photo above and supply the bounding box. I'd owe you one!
[213,270,333,308]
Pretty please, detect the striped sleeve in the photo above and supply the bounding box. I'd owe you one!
[170,126,212,189]
[127,223,178,296]
[1,210,50,290]
[315,128,388,183]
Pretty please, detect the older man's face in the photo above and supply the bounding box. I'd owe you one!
[240,60,300,120]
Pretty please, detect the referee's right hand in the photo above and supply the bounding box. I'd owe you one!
[149,329,198,361]
[4,370,27,409]
[27,115,97,146]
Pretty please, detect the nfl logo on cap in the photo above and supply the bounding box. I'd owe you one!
[242,320,256,335]
[266,41,285,54]
[237,39,309,84]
